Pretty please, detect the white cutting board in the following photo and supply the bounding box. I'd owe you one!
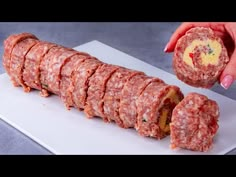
[0,40,236,155]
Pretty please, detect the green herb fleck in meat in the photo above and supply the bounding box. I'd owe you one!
[207,44,214,54]
[208,49,213,54]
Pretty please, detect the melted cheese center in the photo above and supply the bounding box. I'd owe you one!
[159,89,181,133]
[183,39,222,67]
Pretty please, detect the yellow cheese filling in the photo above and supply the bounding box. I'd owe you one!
[159,89,181,133]
[183,39,222,67]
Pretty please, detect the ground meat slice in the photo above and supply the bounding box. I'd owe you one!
[173,27,229,88]
[119,74,164,128]
[170,92,219,152]
[84,64,120,121]
[10,38,39,92]
[103,67,143,127]
[40,46,62,97]
[72,58,103,110]
[46,47,78,95]
[23,41,57,90]
[60,53,90,109]
[3,33,38,75]
[135,82,184,139]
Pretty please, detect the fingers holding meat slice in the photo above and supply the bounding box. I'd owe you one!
[173,27,229,88]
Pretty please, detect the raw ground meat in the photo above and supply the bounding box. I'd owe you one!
[170,92,219,152]
[10,38,39,92]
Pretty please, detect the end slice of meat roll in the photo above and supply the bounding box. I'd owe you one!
[170,92,219,152]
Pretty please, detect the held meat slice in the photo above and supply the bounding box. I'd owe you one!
[173,27,229,88]
[135,82,184,139]
[3,33,38,75]
[23,41,57,90]
[170,92,219,152]
[10,38,39,92]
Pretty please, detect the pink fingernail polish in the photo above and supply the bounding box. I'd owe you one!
[164,43,169,52]
[220,75,234,90]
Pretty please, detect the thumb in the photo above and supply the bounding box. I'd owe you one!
[220,50,236,89]
[164,23,194,52]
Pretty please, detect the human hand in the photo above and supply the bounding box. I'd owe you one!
[165,22,236,89]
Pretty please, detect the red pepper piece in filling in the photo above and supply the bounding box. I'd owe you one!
[189,52,194,59]
[188,52,196,66]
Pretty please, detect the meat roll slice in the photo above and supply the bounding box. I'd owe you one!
[60,53,90,109]
[103,67,142,127]
[46,47,78,95]
[10,38,39,91]
[72,58,103,110]
[170,92,219,152]
[135,82,184,139]
[23,41,57,90]
[40,46,62,97]
[84,64,120,121]
[3,33,38,75]
[173,27,229,88]
[119,74,164,129]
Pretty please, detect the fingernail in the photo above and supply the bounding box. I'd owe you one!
[164,43,169,52]
[220,75,234,90]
